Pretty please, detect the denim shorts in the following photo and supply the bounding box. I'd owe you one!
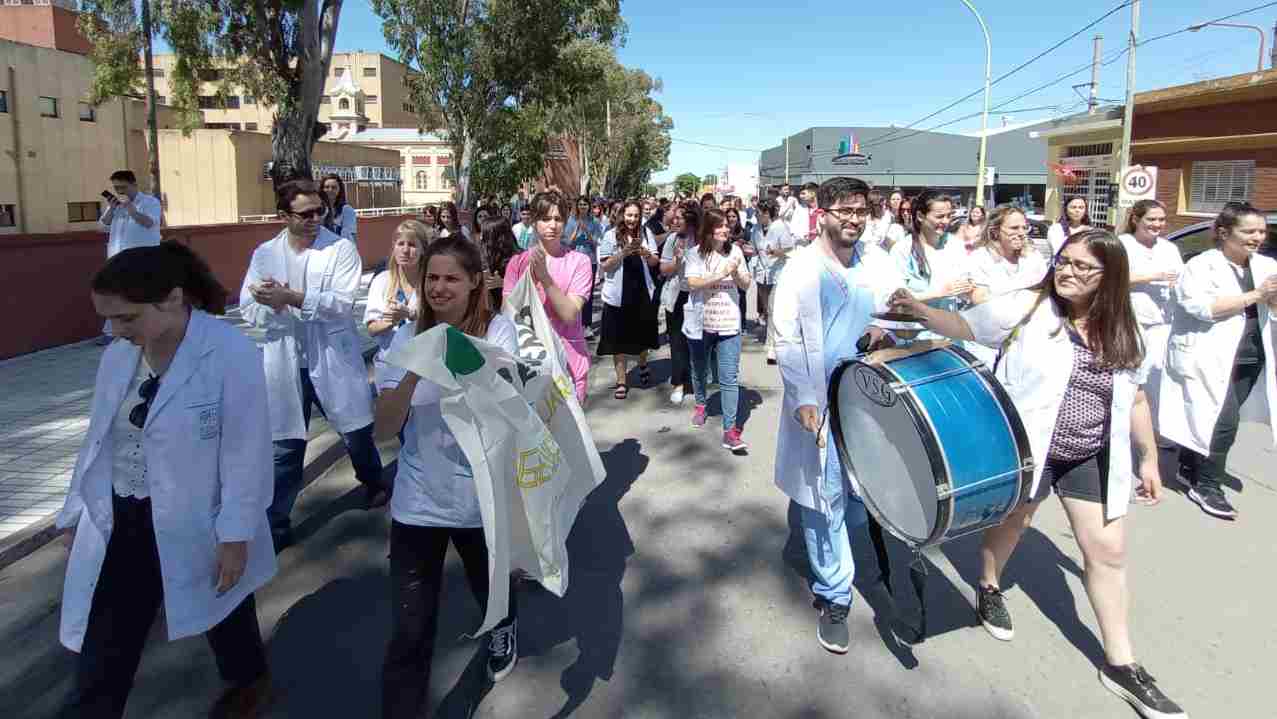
[1029,448,1108,505]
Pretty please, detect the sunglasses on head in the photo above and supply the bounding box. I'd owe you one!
[128,375,160,429]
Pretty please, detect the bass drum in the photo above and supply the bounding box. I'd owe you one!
[829,344,1034,548]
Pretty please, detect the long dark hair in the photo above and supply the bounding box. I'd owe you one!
[1060,195,1093,232]
[441,202,461,233]
[1039,228,1143,370]
[725,208,744,242]
[92,241,228,315]
[320,174,348,214]
[479,217,518,279]
[909,190,952,280]
[415,237,493,339]
[616,199,644,246]
[696,208,727,258]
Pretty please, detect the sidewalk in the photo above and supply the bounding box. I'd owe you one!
[0,273,380,567]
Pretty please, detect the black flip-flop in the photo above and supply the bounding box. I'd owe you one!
[638,366,651,387]
[614,384,629,399]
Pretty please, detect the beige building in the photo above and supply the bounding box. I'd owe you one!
[1032,108,1124,228]
[146,51,420,134]
[157,129,403,226]
[339,128,455,205]
[0,36,180,235]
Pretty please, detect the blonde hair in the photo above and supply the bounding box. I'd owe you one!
[383,220,433,304]
[977,205,1032,258]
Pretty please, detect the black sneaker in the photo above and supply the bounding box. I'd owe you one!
[814,598,850,654]
[487,619,518,682]
[1099,663,1188,718]
[977,585,1014,641]
[1187,485,1237,519]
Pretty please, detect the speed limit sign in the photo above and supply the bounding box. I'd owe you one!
[1118,165,1158,209]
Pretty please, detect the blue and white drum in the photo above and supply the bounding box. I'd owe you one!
[829,344,1034,548]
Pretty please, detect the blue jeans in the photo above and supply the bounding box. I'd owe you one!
[269,369,385,534]
[800,443,868,608]
[689,331,741,432]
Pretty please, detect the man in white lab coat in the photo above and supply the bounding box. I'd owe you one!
[98,170,163,342]
[240,180,388,550]
[772,176,896,655]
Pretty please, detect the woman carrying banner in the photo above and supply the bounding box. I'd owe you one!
[374,238,521,718]
[502,191,594,402]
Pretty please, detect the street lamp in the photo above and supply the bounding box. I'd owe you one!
[961,0,993,208]
[1188,21,1267,72]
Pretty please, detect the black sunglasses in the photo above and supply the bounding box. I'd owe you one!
[289,206,328,221]
[128,375,160,429]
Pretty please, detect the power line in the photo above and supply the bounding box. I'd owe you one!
[669,136,763,152]
[867,1,1133,148]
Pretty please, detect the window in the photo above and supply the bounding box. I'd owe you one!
[403,102,414,113]
[357,125,367,133]
[223,95,240,109]
[197,95,217,109]
[67,202,100,223]
[38,96,58,118]
[338,98,350,110]
[245,122,258,131]
[0,90,8,113]
[197,69,223,82]
[334,67,345,77]
[320,95,331,105]
[366,95,378,104]
[78,102,95,122]
[412,155,432,165]
[155,95,167,105]
[1065,143,1113,158]
[197,95,238,110]
[243,95,256,105]
[363,67,377,77]
[1189,160,1255,213]
[0,204,15,228]
[415,171,429,190]
[204,122,239,130]
[149,68,166,78]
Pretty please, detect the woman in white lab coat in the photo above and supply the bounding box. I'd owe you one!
[1046,196,1092,257]
[889,190,975,317]
[892,229,1187,719]
[1160,202,1277,520]
[373,237,520,718]
[968,205,1049,296]
[322,173,359,243]
[59,243,276,719]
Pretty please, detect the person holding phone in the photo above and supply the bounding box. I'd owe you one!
[98,170,163,344]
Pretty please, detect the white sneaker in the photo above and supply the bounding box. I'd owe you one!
[670,387,685,404]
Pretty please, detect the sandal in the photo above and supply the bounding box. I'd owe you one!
[614,384,629,399]
[638,366,651,387]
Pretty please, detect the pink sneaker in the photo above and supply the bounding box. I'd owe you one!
[691,404,707,428]
[722,428,748,453]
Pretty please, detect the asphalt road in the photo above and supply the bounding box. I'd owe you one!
[1,325,1273,718]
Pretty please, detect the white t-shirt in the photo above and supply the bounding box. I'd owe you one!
[284,242,311,367]
[364,271,417,351]
[1119,233,1184,327]
[683,245,746,339]
[378,315,518,528]
[969,247,1049,296]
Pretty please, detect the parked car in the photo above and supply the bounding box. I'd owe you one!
[1165,212,1277,261]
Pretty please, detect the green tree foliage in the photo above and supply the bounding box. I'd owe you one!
[372,0,625,207]
[674,173,701,197]
[79,0,346,186]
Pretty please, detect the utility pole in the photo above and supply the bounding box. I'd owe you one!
[140,0,161,201]
[1089,34,1103,114]
[784,135,789,185]
[1118,0,1140,228]
[1272,21,1276,69]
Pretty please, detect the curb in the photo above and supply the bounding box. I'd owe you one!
[0,344,381,572]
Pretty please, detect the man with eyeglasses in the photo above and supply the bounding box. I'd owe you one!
[772,176,900,655]
[239,180,390,551]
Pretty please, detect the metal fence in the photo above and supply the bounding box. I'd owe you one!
[239,205,428,223]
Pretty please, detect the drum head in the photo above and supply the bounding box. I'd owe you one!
[830,362,942,545]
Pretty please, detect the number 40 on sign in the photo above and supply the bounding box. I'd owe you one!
[1118,165,1158,209]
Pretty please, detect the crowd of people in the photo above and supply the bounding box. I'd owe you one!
[62,167,1277,719]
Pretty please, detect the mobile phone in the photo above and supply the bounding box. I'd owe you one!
[101,190,116,203]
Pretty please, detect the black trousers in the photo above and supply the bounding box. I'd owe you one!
[666,291,692,392]
[1184,359,1264,489]
[382,521,516,719]
[66,494,267,719]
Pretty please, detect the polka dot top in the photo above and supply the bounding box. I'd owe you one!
[1047,333,1113,463]
[111,358,154,499]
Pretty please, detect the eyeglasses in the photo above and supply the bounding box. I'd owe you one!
[824,206,872,220]
[1052,256,1104,278]
[288,206,328,221]
[128,375,160,429]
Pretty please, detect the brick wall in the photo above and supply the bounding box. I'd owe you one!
[0,6,93,56]
[1134,99,1277,141]
[1133,148,1277,233]
[0,215,413,359]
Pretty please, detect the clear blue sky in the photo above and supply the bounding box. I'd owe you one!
[333,0,1273,181]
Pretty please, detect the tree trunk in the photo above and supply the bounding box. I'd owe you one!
[269,0,342,190]
[140,0,161,203]
[455,135,475,209]
[270,107,315,187]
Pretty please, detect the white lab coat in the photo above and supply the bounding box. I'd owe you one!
[239,227,373,441]
[962,291,1149,521]
[57,311,277,651]
[1158,249,1277,456]
[101,192,163,257]
[772,247,896,512]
